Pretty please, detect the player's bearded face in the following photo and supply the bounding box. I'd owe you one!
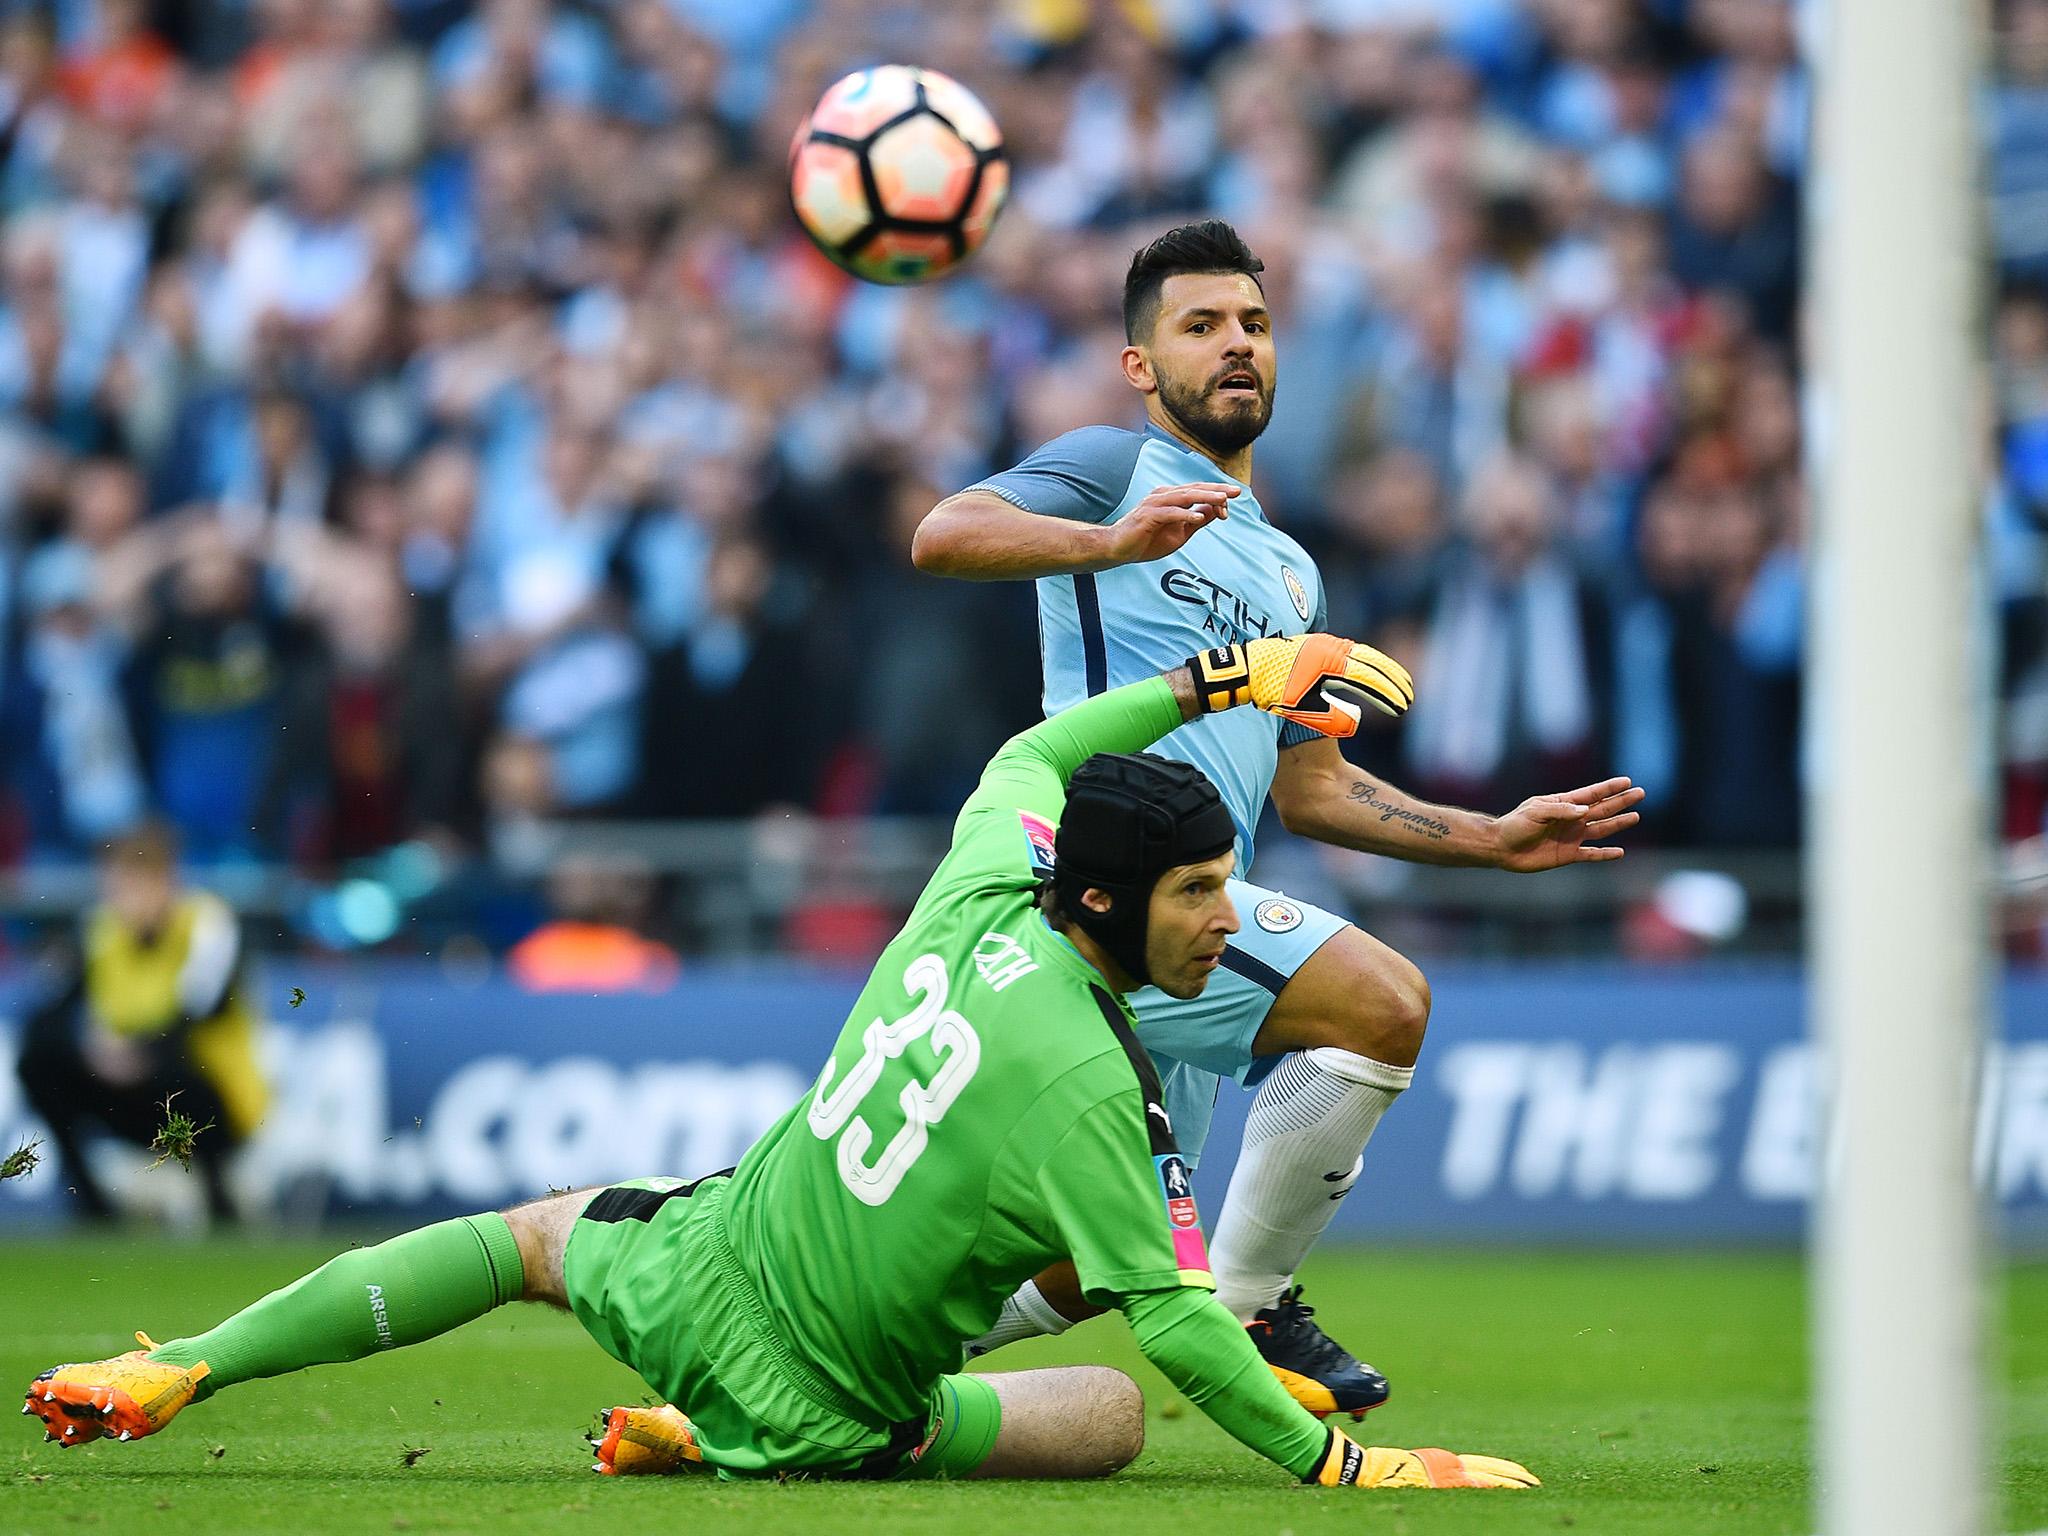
[1145,274,1277,457]
[1143,854,1240,1001]
[1154,361,1274,456]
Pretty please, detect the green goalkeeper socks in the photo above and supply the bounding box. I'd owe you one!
[148,1214,526,1402]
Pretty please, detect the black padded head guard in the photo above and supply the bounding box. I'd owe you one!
[1052,752,1235,986]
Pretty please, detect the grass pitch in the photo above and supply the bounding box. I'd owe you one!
[3,1234,2044,1535]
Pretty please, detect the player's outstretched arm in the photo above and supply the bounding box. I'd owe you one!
[1270,738,1645,871]
[1037,1050,1528,1491]
[960,670,1203,831]
[912,484,1236,581]
[1121,1287,1537,1489]
[965,633,1412,832]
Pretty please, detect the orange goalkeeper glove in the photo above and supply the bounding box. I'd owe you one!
[1307,1426,1539,1489]
[1186,633,1414,738]
[587,1403,706,1476]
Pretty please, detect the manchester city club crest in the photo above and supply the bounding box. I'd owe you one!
[1281,564,1310,622]
[1255,898,1304,934]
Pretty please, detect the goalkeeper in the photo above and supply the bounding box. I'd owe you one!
[24,635,1533,1491]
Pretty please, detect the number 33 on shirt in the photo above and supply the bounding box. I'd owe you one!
[807,953,983,1206]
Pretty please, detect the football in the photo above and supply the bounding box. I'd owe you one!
[789,65,1009,285]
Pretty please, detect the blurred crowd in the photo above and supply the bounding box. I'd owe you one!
[0,0,2041,902]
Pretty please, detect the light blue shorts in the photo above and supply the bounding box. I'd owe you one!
[1132,876,1348,1167]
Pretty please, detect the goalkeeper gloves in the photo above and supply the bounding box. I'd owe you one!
[1185,634,1414,738]
[1306,1426,1539,1489]
[587,1403,706,1476]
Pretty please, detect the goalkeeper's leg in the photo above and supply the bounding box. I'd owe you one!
[963,1366,1144,1479]
[593,1366,1145,1480]
[143,1187,584,1389]
[26,1190,598,1445]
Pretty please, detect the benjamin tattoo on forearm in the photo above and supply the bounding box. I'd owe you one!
[1347,781,1452,840]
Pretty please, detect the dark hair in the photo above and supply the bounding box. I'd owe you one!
[1122,220,1266,342]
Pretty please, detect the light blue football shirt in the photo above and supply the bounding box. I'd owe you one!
[969,424,1327,873]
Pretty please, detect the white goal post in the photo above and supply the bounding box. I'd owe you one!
[1810,1,1990,1535]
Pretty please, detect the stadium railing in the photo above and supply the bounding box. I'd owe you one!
[0,824,2040,960]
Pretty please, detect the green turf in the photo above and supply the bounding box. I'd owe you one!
[2,1234,2044,1535]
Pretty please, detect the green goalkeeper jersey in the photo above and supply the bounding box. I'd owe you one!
[719,676,1213,1429]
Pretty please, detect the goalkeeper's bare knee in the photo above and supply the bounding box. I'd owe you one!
[971,1366,1144,1479]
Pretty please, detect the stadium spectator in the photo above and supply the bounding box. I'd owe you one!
[0,16,69,211]
[121,516,296,861]
[238,0,431,180]
[261,555,459,865]
[1,538,146,856]
[0,213,121,454]
[1675,472,1803,847]
[1663,127,1800,343]
[847,474,1038,815]
[1401,452,1609,811]
[1343,262,1514,493]
[460,418,644,811]
[1993,0,2048,279]
[222,125,374,350]
[1613,464,1702,830]
[13,820,267,1219]
[64,452,143,561]
[505,852,679,991]
[399,439,479,646]
[1618,436,1804,847]
[634,532,814,819]
[1330,47,1541,266]
[1522,374,1633,573]
[1318,446,1452,644]
[56,0,176,134]
[1024,11,1217,230]
[1232,218,1376,526]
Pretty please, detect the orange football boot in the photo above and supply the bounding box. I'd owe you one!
[24,1333,209,1447]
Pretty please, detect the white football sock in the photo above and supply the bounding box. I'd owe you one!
[1209,1047,1414,1323]
[963,1278,1074,1358]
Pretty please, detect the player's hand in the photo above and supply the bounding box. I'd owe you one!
[1100,483,1238,566]
[1186,633,1414,737]
[1492,776,1645,872]
[587,1403,706,1476]
[1308,1427,1540,1488]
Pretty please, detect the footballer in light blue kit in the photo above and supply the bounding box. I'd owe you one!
[982,422,1345,1142]
[916,220,1645,1418]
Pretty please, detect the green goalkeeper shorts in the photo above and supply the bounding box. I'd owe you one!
[561,1173,1002,1480]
